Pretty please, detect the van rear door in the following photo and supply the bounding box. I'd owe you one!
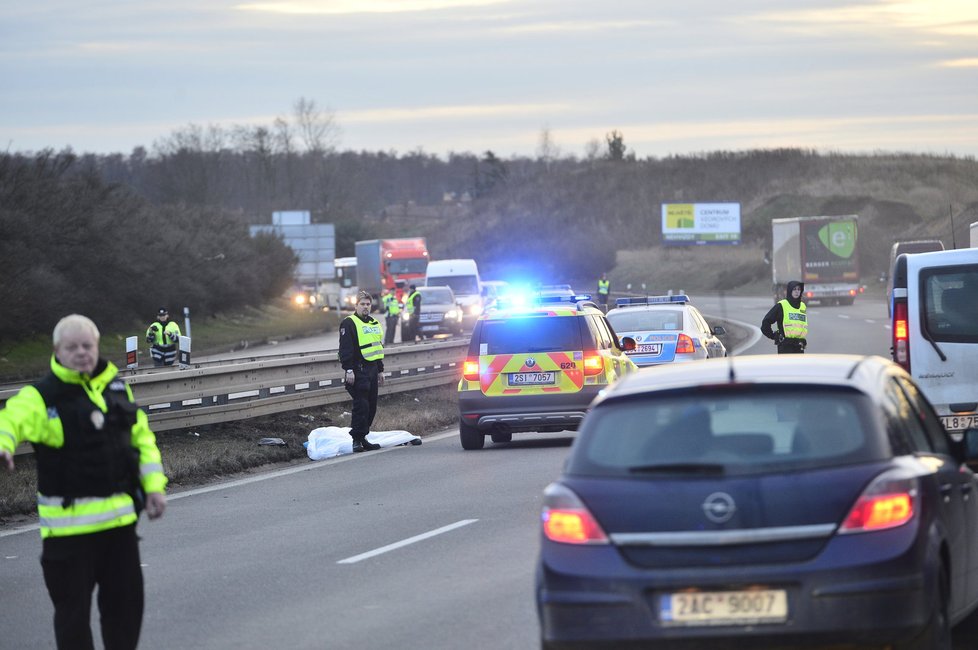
[899,249,978,436]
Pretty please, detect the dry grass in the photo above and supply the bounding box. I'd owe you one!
[0,383,459,522]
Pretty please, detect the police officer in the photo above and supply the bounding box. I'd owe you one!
[597,273,611,310]
[338,291,385,452]
[403,284,422,343]
[382,288,400,345]
[0,314,168,650]
[761,281,808,353]
[145,307,181,367]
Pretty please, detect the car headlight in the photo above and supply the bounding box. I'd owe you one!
[469,304,482,316]
[446,309,459,320]
[402,312,411,322]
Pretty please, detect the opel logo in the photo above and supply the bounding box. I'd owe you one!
[525,357,536,367]
[702,492,736,523]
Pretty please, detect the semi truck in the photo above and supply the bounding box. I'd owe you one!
[355,238,429,303]
[771,215,860,305]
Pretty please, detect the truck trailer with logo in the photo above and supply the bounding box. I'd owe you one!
[771,215,860,305]
[355,238,429,304]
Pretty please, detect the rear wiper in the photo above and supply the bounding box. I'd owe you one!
[628,463,725,475]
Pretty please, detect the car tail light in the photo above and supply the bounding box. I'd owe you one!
[541,483,608,545]
[838,470,918,534]
[462,358,480,381]
[583,352,604,376]
[892,300,910,372]
[676,334,695,354]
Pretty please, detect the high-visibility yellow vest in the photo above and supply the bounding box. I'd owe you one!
[779,300,808,339]
[383,294,400,315]
[404,290,420,315]
[597,279,610,295]
[352,316,385,361]
[0,357,167,539]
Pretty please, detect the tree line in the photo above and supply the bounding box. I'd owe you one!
[4,97,978,345]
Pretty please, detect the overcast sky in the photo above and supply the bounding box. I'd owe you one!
[3,0,977,159]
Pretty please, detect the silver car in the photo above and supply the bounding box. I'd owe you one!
[605,295,726,367]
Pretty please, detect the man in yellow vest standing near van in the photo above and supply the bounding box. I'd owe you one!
[597,273,611,310]
[761,281,808,353]
[339,291,385,452]
[402,284,422,343]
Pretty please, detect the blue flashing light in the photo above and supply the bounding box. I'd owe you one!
[616,295,690,307]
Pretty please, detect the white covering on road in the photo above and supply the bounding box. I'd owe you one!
[305,426,421,460]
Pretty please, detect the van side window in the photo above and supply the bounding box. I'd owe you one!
[587,315,613,350]
[922,268,978,342]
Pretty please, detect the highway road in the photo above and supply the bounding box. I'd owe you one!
[9,296,972,649]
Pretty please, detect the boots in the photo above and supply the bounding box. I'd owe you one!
[352,436,381,453]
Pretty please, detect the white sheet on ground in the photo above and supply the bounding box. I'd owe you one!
[305,426,421,460]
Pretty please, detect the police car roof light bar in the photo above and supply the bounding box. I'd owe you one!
[615,295,690,307]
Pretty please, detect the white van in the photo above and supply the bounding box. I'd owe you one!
[891,247,978,438]
[425,259,482,328]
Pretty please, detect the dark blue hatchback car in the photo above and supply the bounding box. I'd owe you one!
[536,355,978,649]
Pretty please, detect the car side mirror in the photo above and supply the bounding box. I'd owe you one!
[620,336,637,352]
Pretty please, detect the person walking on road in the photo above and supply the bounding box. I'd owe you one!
[402,284,422,343]
[145,307,181,367]
[338,291,385,452]
[761,281,808,354]
[0,314,168,650]
[382,287,400,345]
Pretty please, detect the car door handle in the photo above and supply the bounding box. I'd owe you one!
[940,484,954,500]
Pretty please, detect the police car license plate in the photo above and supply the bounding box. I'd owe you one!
[634,343,662,355]
[659,589,787,626]
[942,414,978,431]
[507,372,555,386]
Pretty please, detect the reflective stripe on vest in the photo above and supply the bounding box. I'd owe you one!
[597,279,610,295]
[354,317,385,361]
[37,492,138,538]
[780,300,808,339]
[404,291,420,314]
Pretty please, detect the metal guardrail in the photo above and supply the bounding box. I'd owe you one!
[3,339,468,454]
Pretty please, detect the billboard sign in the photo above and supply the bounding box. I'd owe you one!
[661,203,741,245]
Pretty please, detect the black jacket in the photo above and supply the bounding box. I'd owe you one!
[338,313,385,373]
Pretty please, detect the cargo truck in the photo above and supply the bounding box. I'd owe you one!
[355,238,429,303]
[771,215,860,305]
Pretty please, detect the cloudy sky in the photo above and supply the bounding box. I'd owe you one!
[3,0,977,159]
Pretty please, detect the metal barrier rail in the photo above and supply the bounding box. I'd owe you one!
[3,339,469,454]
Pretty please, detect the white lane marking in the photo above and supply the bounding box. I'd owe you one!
[337,519,478,564]
[837,314,850,319]
[0,429,461,538]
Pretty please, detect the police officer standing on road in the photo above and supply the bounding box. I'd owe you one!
[339,291,385,452]
[403,284,422,343]
[145,307,181,367]
[0,314,168,650]
[597,273,611,310]
[761,281,808,354]
[382,288,400,345]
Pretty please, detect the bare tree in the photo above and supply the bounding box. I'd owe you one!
[536,126,561,169]
[293,97,339,154]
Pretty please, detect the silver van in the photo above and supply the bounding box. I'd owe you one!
[891,247,978,437]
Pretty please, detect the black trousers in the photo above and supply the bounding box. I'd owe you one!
[777,340,806,354]
[41,524,144,650]
[384,315,398,344]
[345,363,380,440]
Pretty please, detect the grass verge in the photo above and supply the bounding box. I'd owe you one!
[0,383,460,522]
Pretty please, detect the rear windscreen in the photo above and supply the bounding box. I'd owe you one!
[479,317,582,354]
[922,266,978,342]
[607,309,684,332]
[569,388,882,476]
